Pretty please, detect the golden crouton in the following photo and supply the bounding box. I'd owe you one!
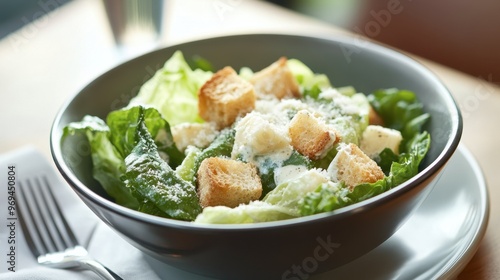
[369,106,384,126]
[331,143,384,189]
[198,67,256,129]
[250,57,300,99]
[288,110,339,160]
[197,157,262,208]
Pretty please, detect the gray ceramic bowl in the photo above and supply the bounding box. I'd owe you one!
[51,34,462,279]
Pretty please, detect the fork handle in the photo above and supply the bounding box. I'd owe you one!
[80,259,123,280]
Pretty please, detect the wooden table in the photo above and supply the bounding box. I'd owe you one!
[0,0,498,278]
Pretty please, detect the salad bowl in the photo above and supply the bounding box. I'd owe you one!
[51,34,462,279]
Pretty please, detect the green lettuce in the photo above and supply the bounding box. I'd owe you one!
[61,50,210,219]
[299,182,351,216]
[107,105,185,168]
[194,201,295,224]
[62,105,187,211]
[287,58,331,98]
[62,116,139,209]
[129,50,212,125]
[299,89,431,216]
[175,145,202,182]
[124,121,201,221]
[262,169,328,215]
[368,88,430,150]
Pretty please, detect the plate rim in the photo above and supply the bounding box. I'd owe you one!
[435,144,490,279]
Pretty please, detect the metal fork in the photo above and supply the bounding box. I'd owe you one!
[16,173,123,280]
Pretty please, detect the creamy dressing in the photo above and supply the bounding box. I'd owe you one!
[232,111,292,164]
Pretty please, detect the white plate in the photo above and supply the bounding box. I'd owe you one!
[145,145,489,279]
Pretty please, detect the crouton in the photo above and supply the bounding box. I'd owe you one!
[329,143,384,189]
[369,106,384,126]
[198,67,256,129]
[360,125,403,157]
[288,110,339,160]
[172,122,218,152]
[197,157,262,208]
[250,57,300,99]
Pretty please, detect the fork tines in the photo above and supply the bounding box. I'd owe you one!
[16,175,80,258]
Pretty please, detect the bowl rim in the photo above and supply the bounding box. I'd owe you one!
[50,33,463,231]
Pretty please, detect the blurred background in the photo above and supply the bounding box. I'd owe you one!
[1,0,498,83]
[268,0,500,83]
[0,0,71,38]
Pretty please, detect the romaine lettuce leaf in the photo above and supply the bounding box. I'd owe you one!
[287,58,331,98]
[262,169,329,216]
[175,145,201,182]
[124,121,201,221]
[368,88,430,150]
[194,201,295,224]
[129,50,212,126]
[375,148,400,175]
[388,131,431,186]
[299,182,351,216]
[107,105,185,168]
[62,116,139,209]
[189,55,214,72]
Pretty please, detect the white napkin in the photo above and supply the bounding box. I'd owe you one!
[0,147,161,280]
